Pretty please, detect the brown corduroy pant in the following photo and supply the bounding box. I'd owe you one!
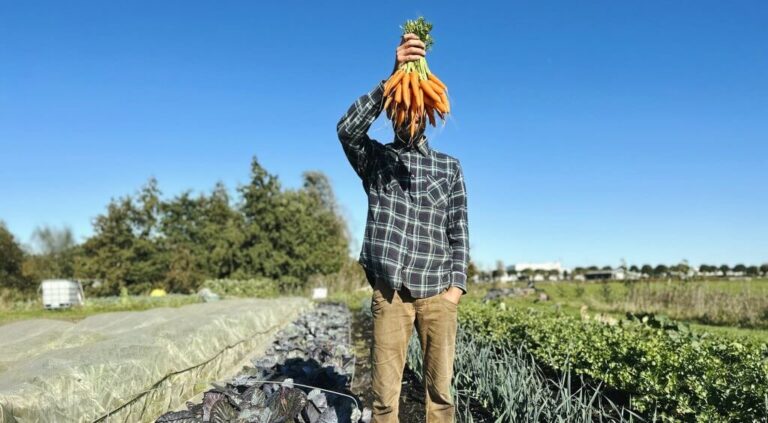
[369,277,458,423]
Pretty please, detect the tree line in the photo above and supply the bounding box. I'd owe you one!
[0,157,352,296]
[469,261,768,281]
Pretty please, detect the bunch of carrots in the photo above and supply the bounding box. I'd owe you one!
[383,17,450,142]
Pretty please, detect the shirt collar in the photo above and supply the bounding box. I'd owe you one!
[391,134,429,157]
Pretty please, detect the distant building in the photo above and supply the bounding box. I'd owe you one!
[510,262,563,273]
[507,262,566,281]
[585,268,641,281]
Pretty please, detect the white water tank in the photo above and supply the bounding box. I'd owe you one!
[40,279,85,309]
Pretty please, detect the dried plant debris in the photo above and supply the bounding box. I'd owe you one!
[156,303,371,423]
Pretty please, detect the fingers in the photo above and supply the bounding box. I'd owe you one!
[400,37,425,50]
[401,33,420,43]
[397,37,426,63]
[395,33,426,67]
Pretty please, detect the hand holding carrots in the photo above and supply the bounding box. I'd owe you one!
[394,33,426,71]
[383,17,450,142]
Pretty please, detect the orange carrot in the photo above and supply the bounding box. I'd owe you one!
[412,75,423,110]
[384,69,405,95]
[402,72,411,108]
[428,73,447,91]
[432,97,448,114]
[409,71,419,99]
[429,80,445,95]
[420,79,442,104]
[395,84,403,104]
[439,92,450,113]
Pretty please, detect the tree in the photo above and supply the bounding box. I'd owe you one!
[76,178,166,295]
[654,264,669,277]
[238,157,348,290]
[24,225,78,281]
[761,264,768,276]
[629,265,639,272]
[200,182,246,279]
[733,264,747,274]
[239,157,285,279]
[467,260,478,281]
[746,266,759,277]
[641,264,653,276]
[719,264,730,276]
[0,222,30,291]
[158,190,208,292]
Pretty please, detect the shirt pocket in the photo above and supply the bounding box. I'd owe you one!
[425,173,450,208]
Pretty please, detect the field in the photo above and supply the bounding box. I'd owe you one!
[3,278,767,422]
[332,279,768,422]
[497,278,768,340]
[0,292,203,325]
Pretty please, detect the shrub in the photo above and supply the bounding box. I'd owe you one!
[201,278,280,298]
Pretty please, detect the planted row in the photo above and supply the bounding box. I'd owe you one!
[458,302,768,422]
[407,326,643,422]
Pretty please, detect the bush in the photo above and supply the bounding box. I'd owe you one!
[459,301,768,422]
[201,278,280,298]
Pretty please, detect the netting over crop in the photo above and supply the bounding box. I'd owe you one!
[0,297,312,422]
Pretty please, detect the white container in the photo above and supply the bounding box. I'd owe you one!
[311,287,328,300]
[40,279,85,309]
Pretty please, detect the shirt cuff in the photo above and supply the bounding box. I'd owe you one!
[450,271,467,295]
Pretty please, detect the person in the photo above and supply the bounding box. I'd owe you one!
[336,33,469,423]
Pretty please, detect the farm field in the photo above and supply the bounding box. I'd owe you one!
[0,293,203,326]
[330,279,768,422]
[502,278,768,336]
[0,280,766,422]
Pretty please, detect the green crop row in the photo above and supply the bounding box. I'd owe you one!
[407,325,644,422]
[458,301,768,422]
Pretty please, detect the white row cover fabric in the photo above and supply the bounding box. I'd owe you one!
[0,297,312,422]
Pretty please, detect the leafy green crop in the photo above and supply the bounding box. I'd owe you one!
[407,326,643,422]
[458,301,768,422]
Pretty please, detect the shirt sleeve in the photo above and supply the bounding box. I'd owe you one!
[447,161,469,294]
[336,81,387,182]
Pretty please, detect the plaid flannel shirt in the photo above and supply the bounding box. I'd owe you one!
[336,81,469,298]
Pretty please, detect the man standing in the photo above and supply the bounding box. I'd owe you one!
[336,33,469,423]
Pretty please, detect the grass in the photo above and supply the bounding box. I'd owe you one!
[477,279,768,342]
[535,278,768,327]
[0,294,203,326]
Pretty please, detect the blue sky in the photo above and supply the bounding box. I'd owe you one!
[1,1,766,270]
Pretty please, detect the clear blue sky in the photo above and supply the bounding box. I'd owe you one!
[1,1,766,270]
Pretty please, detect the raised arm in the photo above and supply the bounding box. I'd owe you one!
[336,82,386,181]
[447,161,469,294]
[336,33,427,181]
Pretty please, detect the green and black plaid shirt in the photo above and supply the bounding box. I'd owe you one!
[337,81,469,298]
